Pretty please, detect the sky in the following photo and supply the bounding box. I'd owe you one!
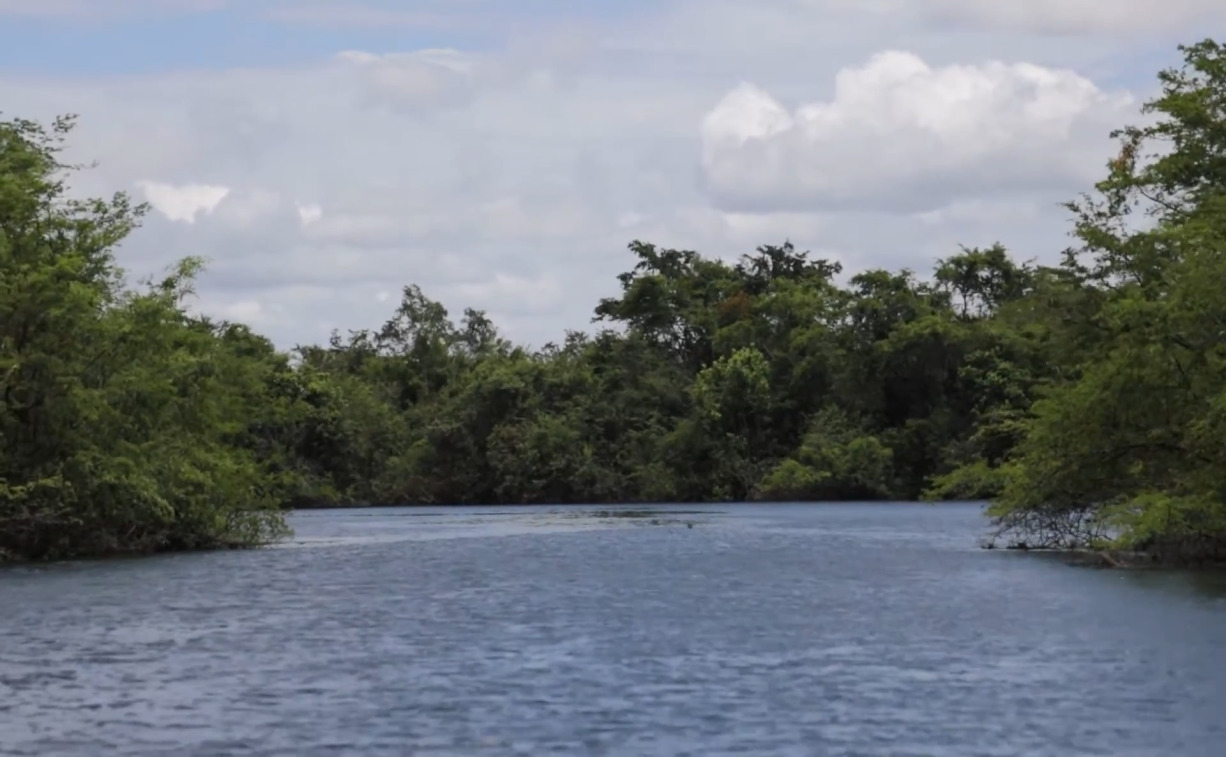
[1,0,1222,349]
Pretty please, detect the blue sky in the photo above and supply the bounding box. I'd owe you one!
[0,6,473,75]
[0,0,1219,348]
[0,0,654,75]
[0,0,1196,86]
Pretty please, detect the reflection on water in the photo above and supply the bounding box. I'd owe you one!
[2,502,1224,756]
[1119,565,1226,602]
[280,506,717,546]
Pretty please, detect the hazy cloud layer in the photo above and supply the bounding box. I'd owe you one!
[0,0,1203,347]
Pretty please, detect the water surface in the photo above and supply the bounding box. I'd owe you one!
[2,503,1224,756]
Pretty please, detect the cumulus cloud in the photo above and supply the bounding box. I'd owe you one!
[700,51,1135,213]
[137,181,229,224]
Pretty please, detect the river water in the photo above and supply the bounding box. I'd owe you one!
[2,503,1224,756]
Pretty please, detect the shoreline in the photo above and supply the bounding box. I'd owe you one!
[987,544,1226,571]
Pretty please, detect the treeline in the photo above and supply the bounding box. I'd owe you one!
[4,40,1226,563]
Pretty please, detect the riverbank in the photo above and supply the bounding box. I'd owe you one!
[0,532,286,566]
[1071,550,1226,571]
[988,544,1226,571]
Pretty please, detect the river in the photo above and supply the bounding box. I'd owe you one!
[2,503,1224,755]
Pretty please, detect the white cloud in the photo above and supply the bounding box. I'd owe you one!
[337,48,482,113]
[137,181,229,223]
[453,272,564,316]
[219,299,264,323]
[1,0,1188,349]
[296,203,323,225]
[913,198,1046,228]
[700,51,1134,213]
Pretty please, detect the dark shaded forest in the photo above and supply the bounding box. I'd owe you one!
[4,41,1226,564]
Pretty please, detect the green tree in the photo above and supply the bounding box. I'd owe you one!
[988,40,1226,562]
[0,115,286,560]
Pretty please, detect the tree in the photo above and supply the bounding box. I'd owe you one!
[987,40,1226,563]
[0,114,286,560]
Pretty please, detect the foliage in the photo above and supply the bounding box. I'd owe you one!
[5,39,1226,565]
[0,116,287,560]
[983,39,1226,563]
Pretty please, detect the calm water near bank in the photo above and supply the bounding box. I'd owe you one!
[2,503,1224,756]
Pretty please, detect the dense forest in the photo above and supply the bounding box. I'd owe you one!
[3,41,1226,564]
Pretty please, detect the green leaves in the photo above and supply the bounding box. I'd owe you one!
[1,114,287,561]
[229,225,1041,510]
[984,40,1226,561]
[757,408,893,501]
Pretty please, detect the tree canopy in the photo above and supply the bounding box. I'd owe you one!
[4,40,1226,565]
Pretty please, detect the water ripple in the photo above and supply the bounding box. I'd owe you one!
[1,504,1224,756]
